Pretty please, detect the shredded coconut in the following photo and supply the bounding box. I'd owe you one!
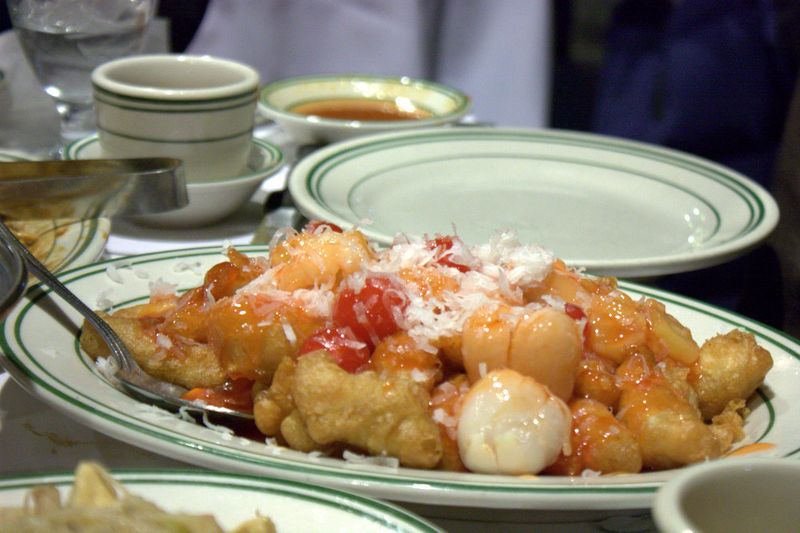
[281,319,297,346]
[96,289,115,310]
[409,368,430,383]
[149,278,178,297]
[177,405,197,423]
[95,356,120,383]
[201,411,235,440]
[342,449,400,468]
[173,261,204,276]
[105,264,124,284]
[155,333,173,349]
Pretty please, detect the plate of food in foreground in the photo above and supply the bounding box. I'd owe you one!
[288,128,779,278]
[0,225,797,521]
[0,462,439,532]
[0,151,110,274]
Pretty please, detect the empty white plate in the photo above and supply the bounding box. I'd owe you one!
[289,128,779,278]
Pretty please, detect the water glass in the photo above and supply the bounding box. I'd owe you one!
[7,0,157,146]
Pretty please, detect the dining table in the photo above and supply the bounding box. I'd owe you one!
[7,25,788,533]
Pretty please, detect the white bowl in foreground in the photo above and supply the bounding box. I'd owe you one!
[65,135,284,228]
[259,74,470,143]
[652,458,800,533]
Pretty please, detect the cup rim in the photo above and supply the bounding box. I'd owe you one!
[92,54,259,101]
[652,458,800,533]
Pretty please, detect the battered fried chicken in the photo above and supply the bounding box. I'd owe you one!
[689,330,773,420]
[288,351,443,469]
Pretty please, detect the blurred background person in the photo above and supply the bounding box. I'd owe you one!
[183,0,553,129]
[589,0,798,333]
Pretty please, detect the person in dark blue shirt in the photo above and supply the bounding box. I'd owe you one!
[591,0,799,330]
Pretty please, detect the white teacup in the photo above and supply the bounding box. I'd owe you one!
[92,54,259,183]
[652,458,800,533]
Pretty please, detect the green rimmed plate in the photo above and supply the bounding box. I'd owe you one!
[288,128,779,278]
[0,151,109,273]
[0,468,441,532]
[0,247,797,518]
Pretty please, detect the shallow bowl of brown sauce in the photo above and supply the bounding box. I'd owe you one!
[258,74,470,143]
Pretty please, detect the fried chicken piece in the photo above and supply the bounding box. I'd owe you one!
[290,351,443,469]
[80,311,226,389]
[688,330,773,420]
[617,376,744,470]
[252,356,296,436]
[545,398,642,475]
[208,297,324,382]
[280,409,323,453]
[573,352,620,409]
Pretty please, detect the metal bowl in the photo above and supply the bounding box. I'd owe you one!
[0,235,26,321]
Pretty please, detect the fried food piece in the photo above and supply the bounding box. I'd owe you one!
[617,376,743,470]
[290,351,443,469]
[545,398,642,475]
[207,296,323,382]
[640,298,700,365]
[372,332,443,391]
[585,291,648,364]
[268,228,375,291]
[573,352,620,409]
[252,358,329,453]
[280,409,324,453]
[252,356,296,436]
[689,330,773,420]
[80,311,226,389]
[710,399,748,448]
[158,251,266,344]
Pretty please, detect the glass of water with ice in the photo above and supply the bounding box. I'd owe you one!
[7,0,157,148]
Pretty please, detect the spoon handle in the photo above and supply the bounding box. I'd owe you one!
[0,221,134,373]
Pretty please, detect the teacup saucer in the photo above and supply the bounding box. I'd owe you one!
[65,135,285,229]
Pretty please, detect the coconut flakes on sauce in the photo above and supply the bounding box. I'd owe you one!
[473,230,555,287]
[238,269,336,319]
[227,229,556,352]
[361,231,553,351]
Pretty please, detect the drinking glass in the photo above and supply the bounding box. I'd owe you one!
[7,0,157,148]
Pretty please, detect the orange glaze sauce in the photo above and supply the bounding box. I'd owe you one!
[289,98,432,121]
[182,377,255,413]
[726,442,776,457]
[429,374,470,472]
